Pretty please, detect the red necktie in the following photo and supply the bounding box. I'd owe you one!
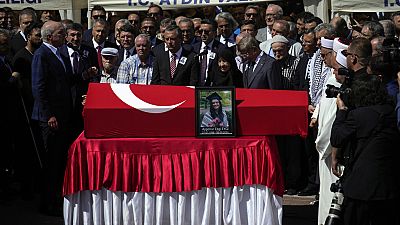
[97,46,102,68]
[170,54,176,79]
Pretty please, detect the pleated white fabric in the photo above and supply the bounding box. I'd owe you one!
[64,185,282,225]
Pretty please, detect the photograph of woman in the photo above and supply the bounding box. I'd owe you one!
[201,92,229,128]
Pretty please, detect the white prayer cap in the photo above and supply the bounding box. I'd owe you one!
[333,38,349,53]
[321,37,334,49]
[336,49,347,68]
[271,35,289,44]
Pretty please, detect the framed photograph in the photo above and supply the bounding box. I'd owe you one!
[195,87,236,137]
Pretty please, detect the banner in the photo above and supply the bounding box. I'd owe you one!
[89,0,275,11]
[0,0,72,10]
[332,0,400,12]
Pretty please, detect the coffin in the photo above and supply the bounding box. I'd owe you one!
[84,84,308,138]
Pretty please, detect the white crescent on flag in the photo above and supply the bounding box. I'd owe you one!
[110,84,186,114]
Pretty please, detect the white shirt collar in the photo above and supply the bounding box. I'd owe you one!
[92,38,104,49]
[43,42,58,56]
[20,31,27,41]
[169,47,183,59]
[201,40,214,52]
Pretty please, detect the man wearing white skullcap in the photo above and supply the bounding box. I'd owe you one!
[315,45,348,225]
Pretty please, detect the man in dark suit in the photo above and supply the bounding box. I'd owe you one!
[61,22,98,139]
[31,21,79,216]
[178,18,201,51]
[82,5,107,43]
[236,35,275,89]
[215,12,238,48]
[141,17,163,48]
[151,25,199,86]
[83,18,118,70]
[193,19,226,86]
[9,8,37,57]
[116,23,136,67]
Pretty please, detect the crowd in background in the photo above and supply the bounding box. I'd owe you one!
[1,3,400,224]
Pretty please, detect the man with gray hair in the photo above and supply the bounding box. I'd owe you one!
[379,19,396,39]
[114,19,132,49]
[260,20,303,58]
[237,35,275,89]
[215,12,238,47]
[361,21,384,40]
[117,34,153,84]
[256,4,283,42]
[31,21,78,215]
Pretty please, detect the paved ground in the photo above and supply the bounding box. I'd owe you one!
[0,192,318,225]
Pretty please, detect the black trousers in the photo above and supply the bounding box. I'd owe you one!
[39,121,72,211]
[343,197,400,225]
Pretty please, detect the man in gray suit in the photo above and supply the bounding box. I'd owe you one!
[255,4,283,43]
[237,36,276,89]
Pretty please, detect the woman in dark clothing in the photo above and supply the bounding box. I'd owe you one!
[205,48,243,87]
[330,76,400,225]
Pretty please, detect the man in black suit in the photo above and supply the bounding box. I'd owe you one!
[215,12,238,48]
[116,23,136,67]
[151,25,199,86]
[61,22,98,139]
[141,17,163,48]
[82,5,107,43]
[31,21,79,215]
[9,8,37,57]
[83,18,118,70]
[193,19,226,86]
[178,18,200,50]
[236,35,275,89]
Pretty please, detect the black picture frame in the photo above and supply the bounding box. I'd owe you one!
[195,87,236,137]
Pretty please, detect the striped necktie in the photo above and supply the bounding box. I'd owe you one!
[170,53,176,79]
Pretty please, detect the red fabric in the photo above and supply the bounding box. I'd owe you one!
[63,133,284,197]
[84,84,308,138]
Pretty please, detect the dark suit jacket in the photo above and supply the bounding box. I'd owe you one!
[151,47,199,86]
[331,105,400,201]
[243,53,275,89]
[83,39,118,51]
[83,29,115,44]
[31,43,77,124]
[117,47,136,67]
[10,32,27,57]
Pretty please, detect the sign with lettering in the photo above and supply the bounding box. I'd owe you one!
[89,0,276,11]
[0,0,72,10]
[332,0,400,12]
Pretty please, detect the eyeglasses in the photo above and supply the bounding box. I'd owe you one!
[302,41,314,45]
[92,15,106,19]
[198,29,211,35]
[320,51,332,58]
[341,50,357,57]
[129,20,139,24]
[245,13,257,17]
[147,13,159,17]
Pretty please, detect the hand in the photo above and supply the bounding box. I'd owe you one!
[82,95,87,106]
[309,118,317,127]
[308,105,315,113]
[331,147,342,177]
[84,67,98,79]
[11,72,23,89]
[48,116,58,130]
[336,94,347,110]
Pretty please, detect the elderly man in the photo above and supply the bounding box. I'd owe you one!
[260,20,303,58]
[99,48,119,83]
[113,19,131,49]
[31,21,78,215]
[244,5,261,24]
[117,34,153,84]
[256,4,283,42]
[237,35,275,89]
[361,21,385,40]
[151,25,199,86]
[179,18,200,46]
[215,12,238,47]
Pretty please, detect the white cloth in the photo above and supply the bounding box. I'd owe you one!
[303,0,330,23]
[315,73,341,225]
[64,185,283,225]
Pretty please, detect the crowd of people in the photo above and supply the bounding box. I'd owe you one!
[1,3,400,224]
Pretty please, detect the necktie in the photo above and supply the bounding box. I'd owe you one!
[170,53,176,79]
[200,46,208,85]
[97,46,102,68]
[244,61,255,87]
[72,51,79,74]
[125,50,130,60]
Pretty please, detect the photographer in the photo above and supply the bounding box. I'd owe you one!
[343,38,371,79]
[330,76,400,225]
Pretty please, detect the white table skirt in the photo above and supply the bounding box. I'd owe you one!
[64,184,282,225]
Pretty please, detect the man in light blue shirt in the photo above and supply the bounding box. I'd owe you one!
[117,34,153,85]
